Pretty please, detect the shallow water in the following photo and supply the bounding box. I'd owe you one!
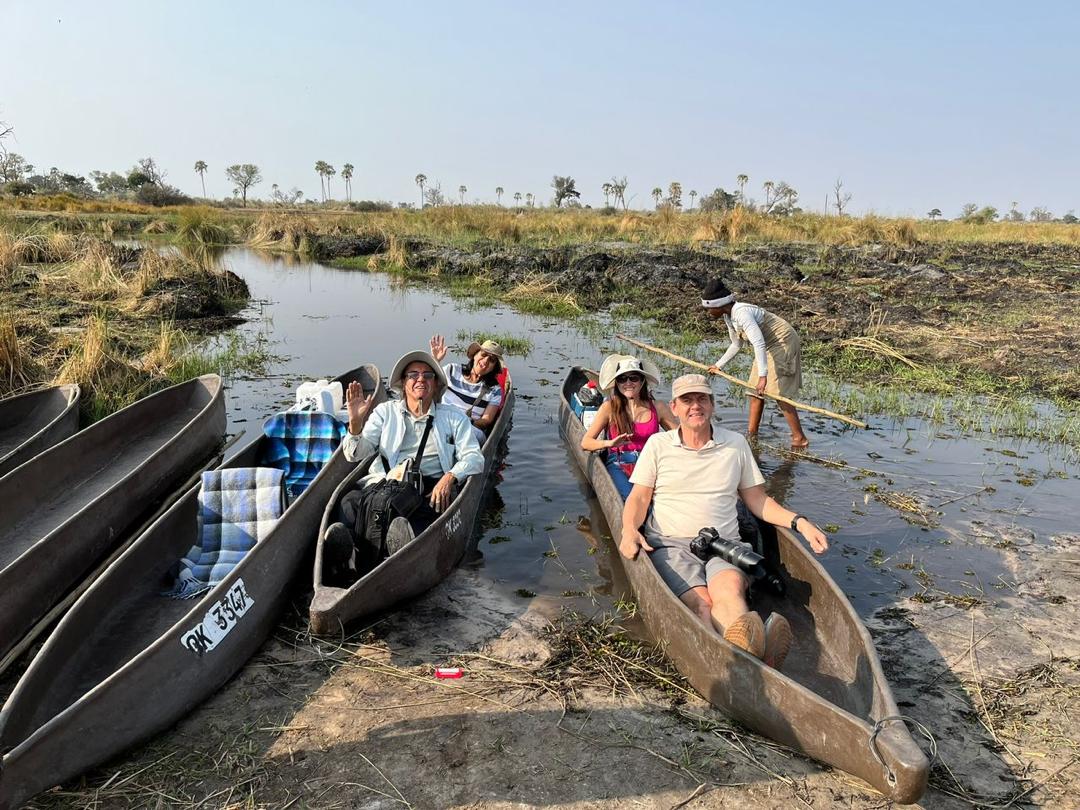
[213,247,1080,621]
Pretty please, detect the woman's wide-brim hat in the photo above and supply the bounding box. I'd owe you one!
[389,350,448,394]
[598,354,662,393]
[466,339,505,372]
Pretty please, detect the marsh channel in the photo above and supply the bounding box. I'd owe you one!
[215,246,1077,619]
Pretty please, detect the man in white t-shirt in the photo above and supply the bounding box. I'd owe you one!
[622,374,829,669]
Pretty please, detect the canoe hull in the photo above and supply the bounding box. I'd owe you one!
[0,384,80,477]
[558,367,927,802]
[0,366,383,810]
[309,385,514,634]
[0,375,226,663]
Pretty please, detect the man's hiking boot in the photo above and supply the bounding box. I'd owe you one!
[763,612,794,670]
[723,611,765,659]
[385,517,415,556]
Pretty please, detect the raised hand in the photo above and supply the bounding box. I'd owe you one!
[429,334,447,363]
[346,380,375,430]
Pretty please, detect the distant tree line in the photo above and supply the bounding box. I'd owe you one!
[0,121,1075,219]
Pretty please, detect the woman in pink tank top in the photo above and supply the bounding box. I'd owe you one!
[581,354,678,499]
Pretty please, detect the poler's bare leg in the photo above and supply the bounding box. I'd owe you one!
[780,401,809,447]
[748,395,765,436]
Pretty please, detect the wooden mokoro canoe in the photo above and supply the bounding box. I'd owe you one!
[309,379,514,635]
[0,384,80,477]
[0,375,225,665]
[0,365,384,810]
[558,367,928,802]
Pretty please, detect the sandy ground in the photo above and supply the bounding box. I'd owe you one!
[27,519,1078,810]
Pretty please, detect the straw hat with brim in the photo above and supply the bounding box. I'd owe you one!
[466,340,505,372]
[598,354,663,393]
[389,351,448,394]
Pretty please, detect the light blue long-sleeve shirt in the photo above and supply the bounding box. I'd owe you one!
[342,399,484,481]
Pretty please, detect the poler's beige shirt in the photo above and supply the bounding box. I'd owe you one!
[629,427,765,540]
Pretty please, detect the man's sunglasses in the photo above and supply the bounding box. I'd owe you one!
[616,373,644,384]
[404,371,437,381]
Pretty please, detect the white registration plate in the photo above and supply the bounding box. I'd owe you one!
[181,579,255,656]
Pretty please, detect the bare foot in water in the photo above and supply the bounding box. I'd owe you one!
[790,436,810,448]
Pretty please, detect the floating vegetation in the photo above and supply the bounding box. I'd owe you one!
[455,330,533,356]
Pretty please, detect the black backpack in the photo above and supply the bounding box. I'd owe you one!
[340,413,434,561]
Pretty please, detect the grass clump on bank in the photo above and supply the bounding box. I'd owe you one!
[0,225,253,421]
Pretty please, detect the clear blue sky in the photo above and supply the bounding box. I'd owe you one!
[3,0,1077,217]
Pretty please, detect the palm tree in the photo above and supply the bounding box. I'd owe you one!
[194,160,208,198]
[736,174,749,203]
[495,186,504,205]
[325,164,336,201]
[602,182,613,207]
[513,192,522,207]
[525,192,533,207]
[651,187,663,208]
[342,163,354,201]
[315,161,329,201]
[458,185,467,204]
[415,173,427,207]
[762,180,775,212]
[688,190,697,210]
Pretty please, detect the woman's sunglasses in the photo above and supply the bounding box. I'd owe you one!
[616,373,644,384]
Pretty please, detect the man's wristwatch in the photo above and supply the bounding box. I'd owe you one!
[790,514,807,532]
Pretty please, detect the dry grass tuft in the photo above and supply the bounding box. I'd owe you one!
[247,212,316,251]
[368,233,413,272]
[505,273,583,315]
[0,316,33,389]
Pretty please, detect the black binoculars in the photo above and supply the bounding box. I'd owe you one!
[689,527,785,596]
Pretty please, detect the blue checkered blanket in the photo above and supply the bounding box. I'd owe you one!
[163,467,285,599]
[261,410,347,500]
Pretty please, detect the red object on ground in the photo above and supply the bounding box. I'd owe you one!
[434,667,464,679]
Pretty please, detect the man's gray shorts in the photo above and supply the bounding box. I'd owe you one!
[646,534,749,597]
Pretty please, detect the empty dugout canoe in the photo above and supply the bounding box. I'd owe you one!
[0,384,80,477]
[0,375,225,664]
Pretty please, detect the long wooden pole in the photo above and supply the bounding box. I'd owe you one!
[615,333,867,429]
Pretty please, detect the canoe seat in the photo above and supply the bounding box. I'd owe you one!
[261,410,347,501]
[163,467,285,599]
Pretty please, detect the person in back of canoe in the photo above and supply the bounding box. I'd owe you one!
[429,334,505,445]
[620,373,829,670]
[580,354,677,499]
[701,279,810,448]
[323,350,484,578]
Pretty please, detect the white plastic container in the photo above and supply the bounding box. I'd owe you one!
[295,379,343,415]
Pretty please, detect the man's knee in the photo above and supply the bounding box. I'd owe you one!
[707,569,749,602]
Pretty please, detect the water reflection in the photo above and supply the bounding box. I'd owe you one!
[212,246,1080,620]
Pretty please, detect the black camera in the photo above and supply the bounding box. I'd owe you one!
[689,527,785,596]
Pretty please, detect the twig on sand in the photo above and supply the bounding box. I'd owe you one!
[356,751,413,808]
[669,782,712,809]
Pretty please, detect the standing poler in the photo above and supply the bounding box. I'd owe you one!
[702,279,809,447]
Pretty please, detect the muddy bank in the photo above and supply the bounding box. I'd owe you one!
[314,234,1080,403]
